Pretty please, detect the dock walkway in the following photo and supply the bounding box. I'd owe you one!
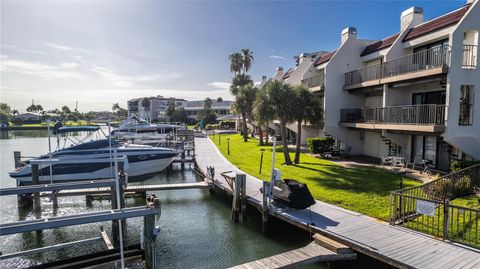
[194,137,480,269]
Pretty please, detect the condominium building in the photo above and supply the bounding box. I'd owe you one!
[127,95,188,121]
[270,0,479,171]
[184,100,234,124]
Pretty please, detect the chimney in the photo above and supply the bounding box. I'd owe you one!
[341,27,357,45]
[274,67,284,80]
[400,7,424,31]
[261,76,267,84]
[467,0,474,4]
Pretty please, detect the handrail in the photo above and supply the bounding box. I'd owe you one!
[462,44,477,69]
[344,45,451,86]
[302,73,325,88]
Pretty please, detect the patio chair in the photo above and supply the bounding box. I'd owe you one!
[380,156,393,166]
[340,146,352,159]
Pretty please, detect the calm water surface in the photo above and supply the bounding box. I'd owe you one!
[0,130,326,268]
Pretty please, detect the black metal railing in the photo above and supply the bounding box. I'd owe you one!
[344,45,450,86]
[340,104,446,125]
[462,44,478,69]
[302,73,325,89]
[390,164,480,248]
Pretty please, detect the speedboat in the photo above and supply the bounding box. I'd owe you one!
[9,124,179,184]
[111,116,186,140]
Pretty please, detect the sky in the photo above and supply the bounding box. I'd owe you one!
[0,0,465,112]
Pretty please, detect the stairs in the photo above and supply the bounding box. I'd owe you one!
[381,135,399,156]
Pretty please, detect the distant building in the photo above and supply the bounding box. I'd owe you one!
[14,112,42,123]
[185,100,233,124]
[127,95,188,122]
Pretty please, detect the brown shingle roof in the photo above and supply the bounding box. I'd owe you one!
[361,33,400,56]
[314,50,337,66]
[403,5,470,42]
[282,68,294,79]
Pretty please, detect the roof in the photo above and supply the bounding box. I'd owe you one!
[403,4,470,42]
[314,50,337,66]
[361,33,400,56]
[282,68,294,79]
[54,126,100,135]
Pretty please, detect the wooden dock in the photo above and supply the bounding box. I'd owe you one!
[230,233,356,269]
[194,137,480,269]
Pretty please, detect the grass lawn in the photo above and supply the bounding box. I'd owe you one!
[210,133,421,220]
[9,120,98,127]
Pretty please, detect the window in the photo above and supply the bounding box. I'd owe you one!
[459,85,474,125]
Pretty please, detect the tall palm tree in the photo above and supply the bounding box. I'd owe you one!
[230,73,253,96]
[235,84,258,142]
[112,103,121,112]
[292,85,323,164]
[241,48,254,74]
[229,52,243,75]
[264,80,296,165]
[253,88,274,146]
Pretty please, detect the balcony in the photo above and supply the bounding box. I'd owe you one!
[344,45,451,90]
[339,104,446,132]
[463,44,477,69]
[302,73,325,91]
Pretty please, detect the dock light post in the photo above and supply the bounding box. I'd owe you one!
[227,138,230,155]
[259,149,265,174]
[218,132,221,145]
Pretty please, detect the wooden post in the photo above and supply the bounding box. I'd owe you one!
[262,181,270,233]
[111,168,126,247]
[51,192,58,214]
[14,151,22,168]
[144,194,160,269]
[31,164,41,219]
[231,174,241,222]
[181,141,185,171]
[238,174,247,221]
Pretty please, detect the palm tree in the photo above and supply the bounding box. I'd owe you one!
[292,85,323,164]
[253,88,275,146]
[229,52,243,75]
[11,109,19,117]
[235,84,257,142]
[141,97,151,120]
[230,73,253,96]
[112,103,121,113]
[35,104,43,112]
[241,48,254,74]
[264,80,296,165]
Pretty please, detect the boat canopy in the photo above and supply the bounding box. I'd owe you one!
[60,138,119,151]
[54,126,100,135]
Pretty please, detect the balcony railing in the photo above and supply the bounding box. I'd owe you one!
[302,73,325,89]
[462,44,478,69]
[344,45,450,86]
[340,104,446,125]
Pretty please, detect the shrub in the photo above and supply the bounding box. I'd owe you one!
[205,124,220,130]
[307,137,334,155]
[451,160,480,171]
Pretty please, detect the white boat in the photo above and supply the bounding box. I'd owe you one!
[111,116,185,140]
[9,125,179,184]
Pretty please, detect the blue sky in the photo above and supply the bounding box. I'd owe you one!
[1,0,465,112]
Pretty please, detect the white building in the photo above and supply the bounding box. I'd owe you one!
[184,100,233,124]
[127,96,188,122]
[267,0,479,171]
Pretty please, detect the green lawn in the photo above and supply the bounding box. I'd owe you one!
[210,133,421,220]
[10,120,98,127]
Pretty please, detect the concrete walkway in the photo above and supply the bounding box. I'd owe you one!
[195,137,480,269]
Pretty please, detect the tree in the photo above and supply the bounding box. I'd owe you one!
[166,100,176,120]
[292,85,323,164]
[0,103,11,125]
[172,107,187,123]
[198,98,216,125]
[61,105,71,114]
[0,103,11,113]
[85,112,95,124]
[26,104,37,112]
[241,48,254,74]
[264,80,296,165]
[216,97,223,103]
[11,109,19,117]
[112,103,121,112]
[230,73,253,96]
[235,84,257,142]
[229,52,243,75]
[35,104,43,112]
[253,88,275,146]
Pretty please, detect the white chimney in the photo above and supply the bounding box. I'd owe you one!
[467,0,474,4]
[400,7,424,31]
[274,67,284,80]
[341,27,357,45]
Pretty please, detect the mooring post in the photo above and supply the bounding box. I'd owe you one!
[181,140,185,171]
[231,174,241,222]
[31,164,41,219]
[144,194,161,269]
[239,174,247,221]
[262,181,270,233]
[52,191,58,214]
[14,151,22,169]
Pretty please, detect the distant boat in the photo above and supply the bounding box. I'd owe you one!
[9,124,179,184]
[111,116,186,141]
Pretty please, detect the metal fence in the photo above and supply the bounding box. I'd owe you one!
[390,164,480,248]
[340,104,446,125]
[344,45,450,86]
[462,45,478,69]
[302,73,325,89]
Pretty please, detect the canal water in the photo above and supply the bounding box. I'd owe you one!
[0,129,323,268]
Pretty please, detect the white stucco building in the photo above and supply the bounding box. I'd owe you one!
[184,100,233,124]
[267,0,479,171]
[127,95,188,122]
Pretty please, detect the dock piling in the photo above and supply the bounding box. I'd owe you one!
[231,174,242,222]
[262,181,270,233]
[31,164,41,219]
[14,151,22,168]
[144,194,161,269]
[239,174,247,221]
[181,141,185,171]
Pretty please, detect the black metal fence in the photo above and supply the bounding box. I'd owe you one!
[390,164,480,248]
[340,104,446,125]
[462,44,478,69]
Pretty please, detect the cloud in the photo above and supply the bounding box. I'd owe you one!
[207,82,231,90]
[269,55,287,60]
[90,66,181,88]
[1,44,49,56]
[1,56,84,79]
[46,42,72,51]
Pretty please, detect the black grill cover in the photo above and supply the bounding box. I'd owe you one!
[272,179,316,209]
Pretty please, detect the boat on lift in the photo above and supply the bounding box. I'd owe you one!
[9,123,179,184]
[111,116,185,141]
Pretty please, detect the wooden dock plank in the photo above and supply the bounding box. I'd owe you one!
[194,137,480,269]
